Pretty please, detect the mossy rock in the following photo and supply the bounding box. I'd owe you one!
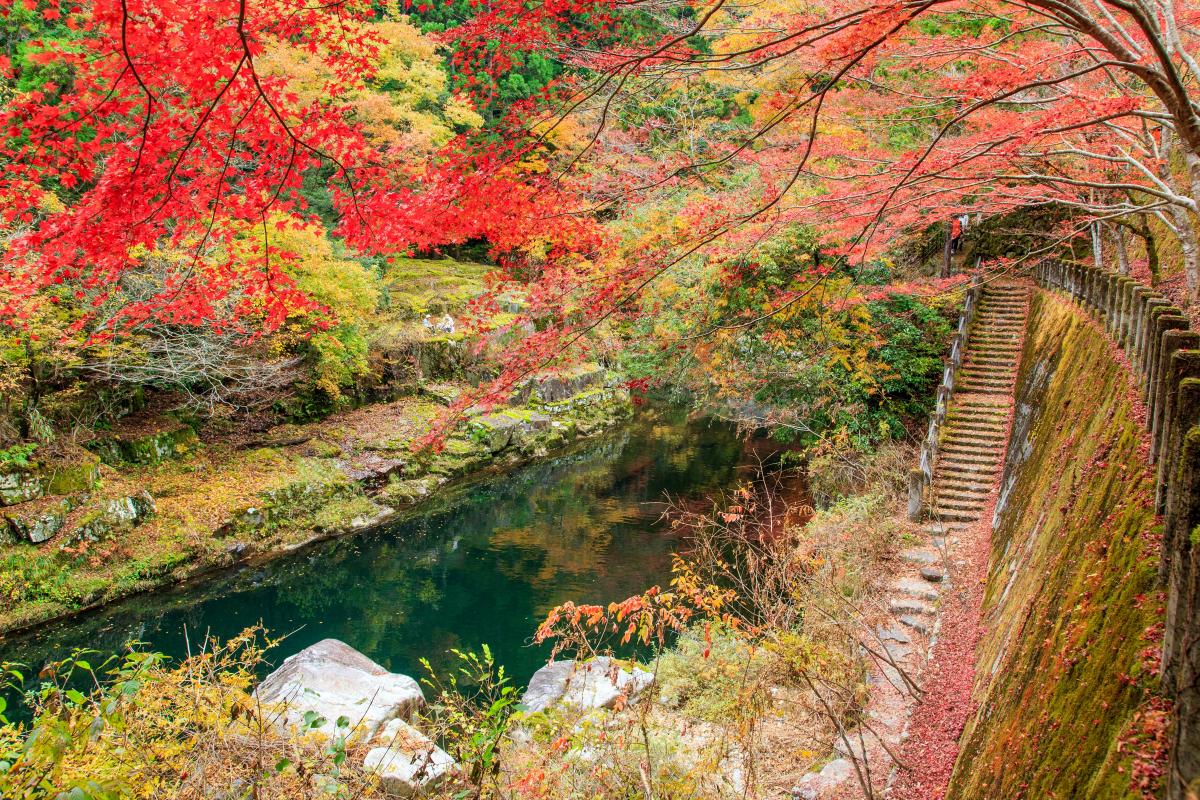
[60,490,156,548]
[380,475,443,506]
[87,423,199,467]
[3,494,86,544]
[218,475,363,539]
[0,452,101,507]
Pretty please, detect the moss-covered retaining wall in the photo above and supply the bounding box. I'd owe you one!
[947,290,1167,799]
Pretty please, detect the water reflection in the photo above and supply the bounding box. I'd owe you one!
[0,407,751,695]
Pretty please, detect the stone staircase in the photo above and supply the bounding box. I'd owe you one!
[800,279,1035,798]
[893,281,1032,624]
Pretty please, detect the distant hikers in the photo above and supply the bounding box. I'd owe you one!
[950,215,964,254]
[421,313,455,334]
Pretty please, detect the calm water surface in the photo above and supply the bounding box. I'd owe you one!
[0,407,755,698]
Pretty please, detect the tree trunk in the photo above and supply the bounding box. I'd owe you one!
[1091,220,1104,270]
[941,220,952,278]
[1115,224,1130,275]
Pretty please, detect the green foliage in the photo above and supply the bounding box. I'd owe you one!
[419,645,519,787]
[655,624,773,723]
[623,227,955,453]
[0,444,37,470]
[0,550,75,610]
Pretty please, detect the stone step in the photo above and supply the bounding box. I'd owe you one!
[893,578,940,601]
[935,507,982,522]
[925,522,969,535]
[898,614,931,635]
[890,597,933,615]
[900,548,940,566]
[919,566,946,583]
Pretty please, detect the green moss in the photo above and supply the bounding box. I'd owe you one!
[947,291,1163,800]
[383,256,491,320]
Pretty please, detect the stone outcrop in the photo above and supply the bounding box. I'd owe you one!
[0,452,100,507]
[521,657,654,714]
[254,639,425,741]
[86,422,199,466]
[3,495,83,544]
[62,490,156,547]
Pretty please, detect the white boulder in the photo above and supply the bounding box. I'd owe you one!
[254,639,424,740]
[521,656,654,713]
[363,718,457,797]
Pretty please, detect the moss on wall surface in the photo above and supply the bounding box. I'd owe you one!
[947,290,1167,800]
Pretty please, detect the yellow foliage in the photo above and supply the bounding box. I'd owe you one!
[257,14,481,166]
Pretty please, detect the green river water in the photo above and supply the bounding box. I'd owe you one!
[0,407,759,699]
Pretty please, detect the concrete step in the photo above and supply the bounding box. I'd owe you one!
[935,507,982,522]
[936,476,994,490]
[936,487,991,502]
[945,424,1006,436]
[946,418,1007,431]
[940,439,1000,454]
[934,480,991,494]
[963,355,1019,366]
[958,372,1014,383]
[937,461,997,476]
[936,498,988,514]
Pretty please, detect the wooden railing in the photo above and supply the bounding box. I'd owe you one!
[1034,260,1200,800]
[908,274,983,522]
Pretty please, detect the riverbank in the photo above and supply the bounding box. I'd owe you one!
[0,368,633,638]
[0,439,920,800]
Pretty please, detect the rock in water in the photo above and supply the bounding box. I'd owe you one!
[255,639,424,740]
[363,718,457,798]
[521,656,654,713]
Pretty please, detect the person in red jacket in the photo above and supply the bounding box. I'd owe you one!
[950,215,964,254]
